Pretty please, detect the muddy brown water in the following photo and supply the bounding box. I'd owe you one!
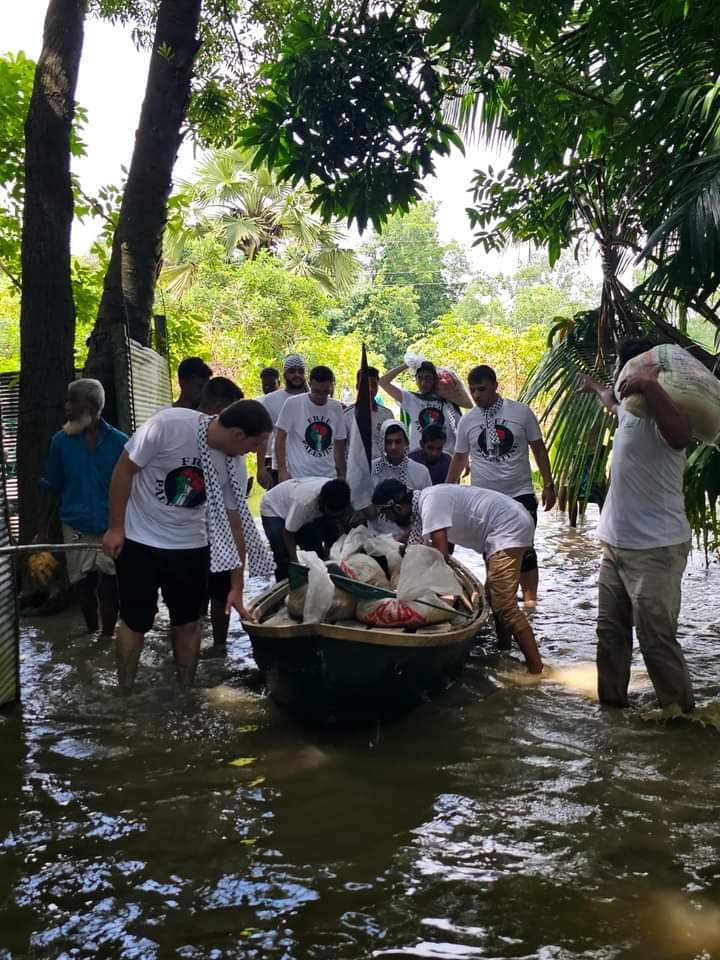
[2,510,720,959]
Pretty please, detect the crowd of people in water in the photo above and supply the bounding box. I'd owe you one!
[37,337,697,713]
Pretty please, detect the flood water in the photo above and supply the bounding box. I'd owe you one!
[2,510,720,959]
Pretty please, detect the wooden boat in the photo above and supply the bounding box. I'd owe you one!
[242,559,485,722]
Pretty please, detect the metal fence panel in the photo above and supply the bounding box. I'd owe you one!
[128,338,173,430]
[0,407,18,707]
[0,372,20,539]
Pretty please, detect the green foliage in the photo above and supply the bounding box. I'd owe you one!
[331,284,421,367]
[165,147,359,296]
[413,310,547,400]
[0,52,35,287]
[0,278,20,372]
[242,6,462,231]
[160,239,373,390]
[331,202,470,365]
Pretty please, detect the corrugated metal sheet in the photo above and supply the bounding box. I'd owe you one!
[0,372,20,539]
[0,407,18,707]
[127,338,173,431]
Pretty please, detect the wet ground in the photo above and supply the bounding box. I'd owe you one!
[2,509,720,959]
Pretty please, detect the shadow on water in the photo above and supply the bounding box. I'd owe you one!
[2,510,720,958]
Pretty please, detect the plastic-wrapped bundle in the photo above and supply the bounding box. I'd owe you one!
[615,344,720,444]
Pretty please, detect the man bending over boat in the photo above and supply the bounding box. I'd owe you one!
[260,478,352,581]
[371,480,543,674]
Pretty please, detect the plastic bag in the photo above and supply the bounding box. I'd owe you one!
[435,367,472,409]
[404,350,426,373]
[329,526,373,562]
[339,552,390,588]
[363,533,403,578]
[356,593,455,627]
[296,550,335,623]
[615,344,720,444]
[396,545,463,601]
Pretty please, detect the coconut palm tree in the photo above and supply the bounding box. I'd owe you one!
[161,147,359,299]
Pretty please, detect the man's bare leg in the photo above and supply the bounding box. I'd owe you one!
[98,574,119,638]
[514,624,543,674]
[173,621,202,685]
[116,621,144,690]
[519,568,539,605]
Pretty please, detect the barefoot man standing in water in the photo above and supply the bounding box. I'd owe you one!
[102,400,272,690]
[577,337,695,713]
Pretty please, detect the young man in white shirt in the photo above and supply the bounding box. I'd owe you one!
[275,365,347,482]
[366,420,432,534]
[577,336,695,712]
[102,400,272,691]
[260,477,352,581]
[372,480,543,674]
[256,354,308,489]
[379,360,460,453]
[447,365,555,605]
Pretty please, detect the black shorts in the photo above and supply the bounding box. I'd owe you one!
[208,570,231,604]
[115,538,210,633]
[513,494,538,573]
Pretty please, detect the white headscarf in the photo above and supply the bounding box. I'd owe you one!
[372,419,409,485]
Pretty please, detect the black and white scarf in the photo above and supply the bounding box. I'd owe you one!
[373,419,410,485]
[197,415,275,577]
[483,396,504,459]
[406,491,425,546]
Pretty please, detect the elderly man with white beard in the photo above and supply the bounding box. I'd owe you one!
[38,378,128,637]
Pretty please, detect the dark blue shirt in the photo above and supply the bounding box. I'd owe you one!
[409,448,451,485]
[41,420,128,534]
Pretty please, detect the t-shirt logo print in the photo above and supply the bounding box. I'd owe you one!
[418,406,444,429]
[164,465,206,507]
[304,419,333,456]
[478,425,515,460]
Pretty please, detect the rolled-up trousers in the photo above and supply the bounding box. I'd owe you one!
[596,540,693,711]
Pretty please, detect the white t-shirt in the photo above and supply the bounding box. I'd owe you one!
[259,388,305,467]
[260,477,327,532]
[276,394,347,478]
[597,404,691,549]
[400,389,459,453]
[454,399,541,497]
[418,484,534,558]
[344,403,395,459]
[371,457,432,491]
[124,408,234,550]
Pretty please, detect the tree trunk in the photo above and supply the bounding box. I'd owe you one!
[83,0,202,422]
[17,0,86,544]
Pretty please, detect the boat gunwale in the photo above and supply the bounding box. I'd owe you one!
[242,559,485,649]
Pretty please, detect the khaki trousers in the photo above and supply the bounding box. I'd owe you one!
[486,548,530,647]
[596,540,693,711]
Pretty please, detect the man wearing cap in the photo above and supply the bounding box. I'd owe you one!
[256,354,309,489]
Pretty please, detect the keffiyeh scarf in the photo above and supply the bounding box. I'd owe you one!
[406,491,425,546]
[372,454,409,486]
[197,415,275,577]
[483,396,504,459]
